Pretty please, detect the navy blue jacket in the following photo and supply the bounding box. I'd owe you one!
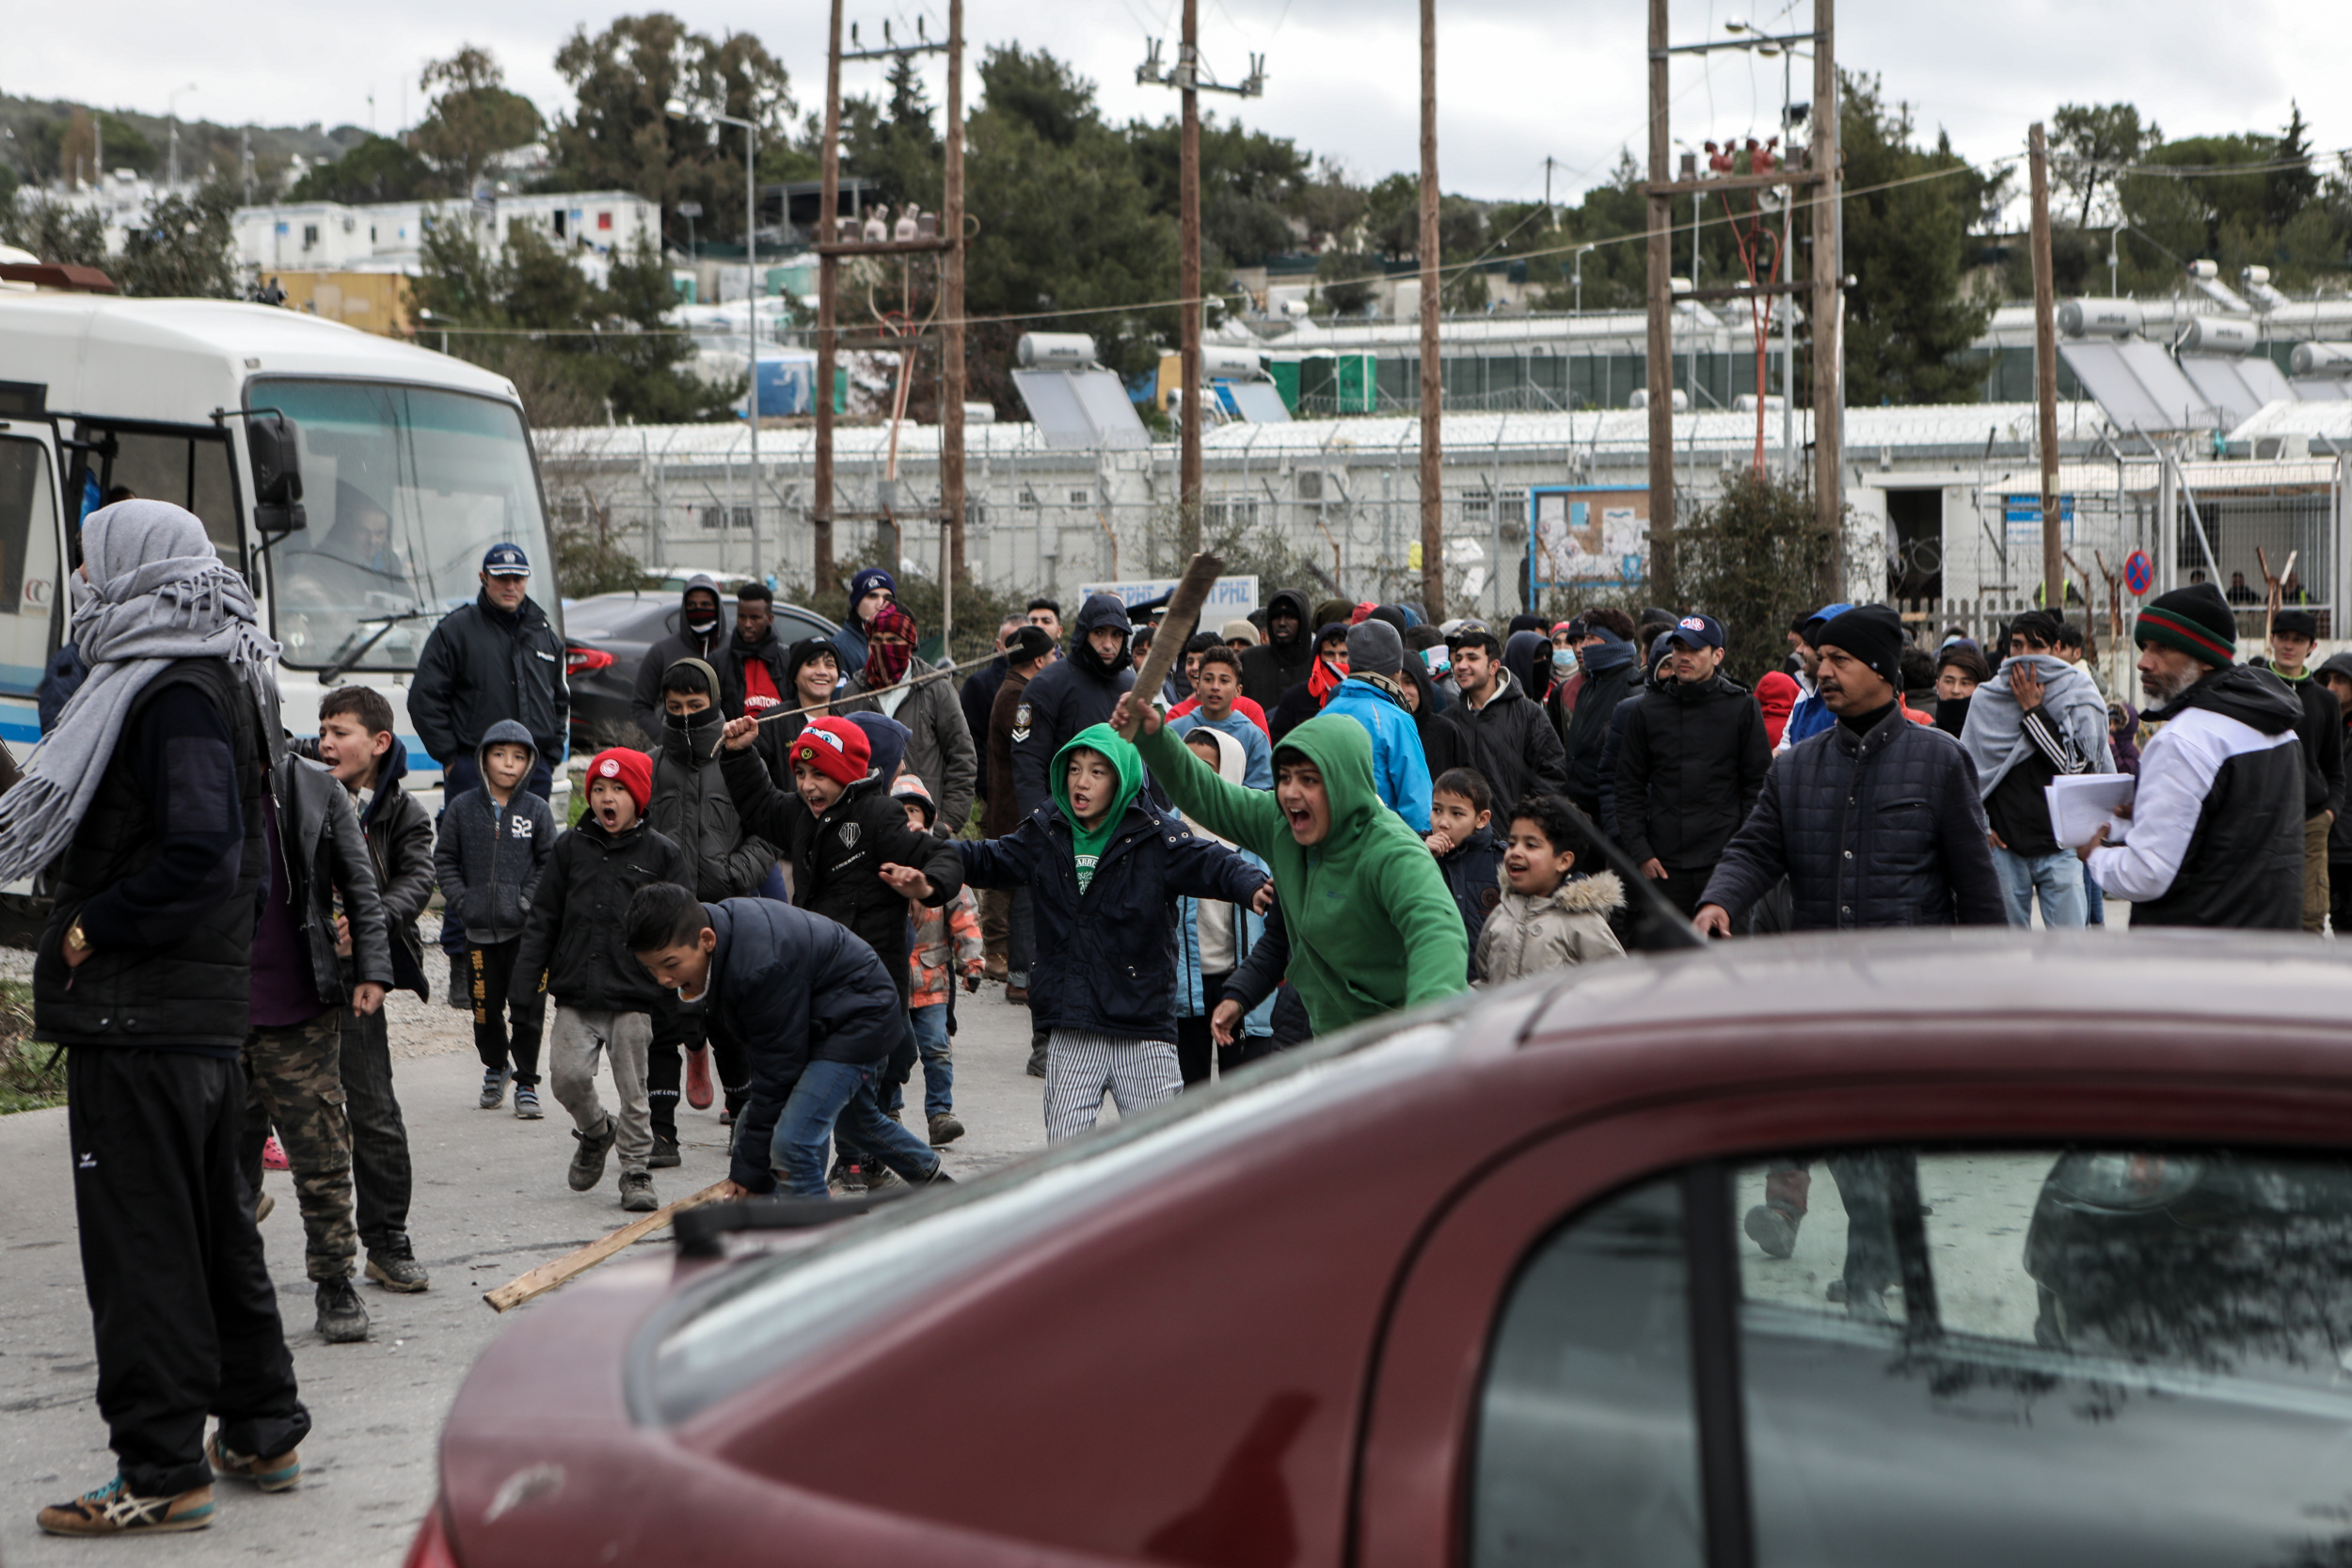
[958,797,1269,1041]
[700,898,904,1194]
[1435,824,1505,981]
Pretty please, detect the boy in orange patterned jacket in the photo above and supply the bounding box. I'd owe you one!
[892,776,982,1146]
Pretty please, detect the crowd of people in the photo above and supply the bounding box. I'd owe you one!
[9,500,2338,1537]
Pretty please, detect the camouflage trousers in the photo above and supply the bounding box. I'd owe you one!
[239,1008,358,1284]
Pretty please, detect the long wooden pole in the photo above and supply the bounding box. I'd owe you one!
[1416,0,1445,619]
[1809,0,1841,601]
[813,0,843,598]
[1178,0,1204,558]
[941,0,968,598]
[483,1181,732,1312]
[1645,0,1676,607]
[2029,119,2063,613]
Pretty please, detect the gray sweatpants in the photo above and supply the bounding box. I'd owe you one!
[1043,1028,1182,1142]
[548,1006,654,1174]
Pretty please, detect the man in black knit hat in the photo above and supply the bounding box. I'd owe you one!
[2079,582,2302,929]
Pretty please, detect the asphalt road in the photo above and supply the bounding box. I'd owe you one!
[0,974,1055,1567]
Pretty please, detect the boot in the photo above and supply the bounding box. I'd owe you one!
[315,1278,371,1343]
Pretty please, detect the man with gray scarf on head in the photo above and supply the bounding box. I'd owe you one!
[3,501,314,1537]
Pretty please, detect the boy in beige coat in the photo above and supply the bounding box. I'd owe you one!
[1477,794,1628,983]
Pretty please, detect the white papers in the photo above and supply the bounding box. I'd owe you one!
[2045,774,2136,847]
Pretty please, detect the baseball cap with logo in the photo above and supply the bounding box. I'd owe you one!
[1662,613,1724,651]
[482,543,532,578]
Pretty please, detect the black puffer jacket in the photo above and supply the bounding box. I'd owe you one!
[36,659,272,1052]
[1701,703,2006,929]
[1613,673,1772,868]
[410,591,569,767]
[1009,593,1135,820]
[514,816,693,1011]
[1238,588,1315,708]
[1439,669,1570,814]
[649,707,779,899]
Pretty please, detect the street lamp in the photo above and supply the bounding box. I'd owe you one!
[677,198,702,266]
[666,98,763,576]
[167,83,198,191]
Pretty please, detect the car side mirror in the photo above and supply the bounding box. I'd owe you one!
[246,412,307,535]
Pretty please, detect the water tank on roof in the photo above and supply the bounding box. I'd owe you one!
[1015,333,1097,369]
[2177,317,2260,357]
[2290,341,2352,378]
[1629,388,1691,412]
[2058,298,2142,340]
[1200,346,1265,382]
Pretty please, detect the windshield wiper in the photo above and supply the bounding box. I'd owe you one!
[320,607,438,686]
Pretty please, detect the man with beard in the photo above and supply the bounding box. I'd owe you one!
[630,575,729,743]
[1238,588,1314,709]
[2079,583,2303,929]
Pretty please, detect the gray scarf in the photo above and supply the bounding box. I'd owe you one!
[0,500,282,883]
[1957,652,2113,798]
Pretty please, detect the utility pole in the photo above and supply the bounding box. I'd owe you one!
[942,0,967,595]
[814,0,844,597]
[1808,0,1841,600]
[1645,0,1676,608]
[1417,0,1445,619]
[2029,120,2064,612]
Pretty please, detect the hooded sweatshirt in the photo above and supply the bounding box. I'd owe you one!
[1239,588,1316,708]
[649,657,781,899]
[1009,593,1136,819]
[1137,711,1470,1034]
[1172,727,1276,1035]
[630,575,730,741]
[1052,723,1145,893]
[432,719,557,944]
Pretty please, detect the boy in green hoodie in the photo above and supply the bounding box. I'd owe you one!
[884,722,1270,1139]
[1118,695,1469,1035]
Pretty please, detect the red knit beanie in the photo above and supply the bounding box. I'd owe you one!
[789,715,871,785]
[586,747,653,813]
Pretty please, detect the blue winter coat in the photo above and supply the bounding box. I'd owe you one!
[700,897,905,1194]
[1320,676,1434,832]
[957,796,1269,1041]
[1175,840,1277,1037]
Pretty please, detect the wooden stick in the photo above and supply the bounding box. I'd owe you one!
[1116,551,1226,741]
[483,1180,732,1313]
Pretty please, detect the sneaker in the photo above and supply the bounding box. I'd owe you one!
[364,1235,431,1293]
[513,1085,543,1119]
[648,1134,681,1169]
[1025,1043,1048,1079]
[206,1433,302,1493]
[262,1133,290,1171]
[1006,986,1028,1005]
[831,1157,868,1196]
[928,1112,965,1147]
[448,953,471,1013]
[479,1066,509,1110]
[315,1278,370,1343]
[684,1046,714,1109]
[567,1119,616,1192]
[254,1193,276,1224]
[865,1164,904,1194]
[38,1477,215,1536]
[618,1170,660,1212]
[719,1106,737,1127]
[1743,1203,1800,1259]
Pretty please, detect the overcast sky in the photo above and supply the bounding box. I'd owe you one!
[19,0,2350,215]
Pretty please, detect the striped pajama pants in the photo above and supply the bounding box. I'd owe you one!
[1043,1029,1183,1142]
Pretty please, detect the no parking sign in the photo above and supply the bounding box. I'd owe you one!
[2124,550,2153,597]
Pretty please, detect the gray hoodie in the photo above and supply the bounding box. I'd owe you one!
[432,719,556,943]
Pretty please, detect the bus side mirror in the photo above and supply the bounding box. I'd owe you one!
[248,412,307,535]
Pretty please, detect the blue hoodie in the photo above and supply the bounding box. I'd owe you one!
[1320,676,1434,832]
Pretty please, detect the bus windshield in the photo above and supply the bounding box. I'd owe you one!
[254,379,555,673]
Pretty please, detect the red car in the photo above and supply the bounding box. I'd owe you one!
[411,931,2352,1568]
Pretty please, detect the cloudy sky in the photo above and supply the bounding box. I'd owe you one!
[19,0,2350,214]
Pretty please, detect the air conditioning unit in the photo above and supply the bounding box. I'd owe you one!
[1295,469,1324,501]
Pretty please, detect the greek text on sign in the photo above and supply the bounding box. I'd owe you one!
[1077,577,1261,612]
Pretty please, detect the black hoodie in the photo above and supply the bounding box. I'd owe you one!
[630,576,730,741]
[1008,593,1137,820]
[1239,588,1315,708]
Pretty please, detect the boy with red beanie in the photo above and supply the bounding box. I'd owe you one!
[515,747,693,1212]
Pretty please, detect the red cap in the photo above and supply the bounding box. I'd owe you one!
[586,747,653,813]
[789,715,871,785]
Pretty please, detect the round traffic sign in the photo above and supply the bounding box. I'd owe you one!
[2124,550,2153,596]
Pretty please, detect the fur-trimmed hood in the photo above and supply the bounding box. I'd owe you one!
[1547,868,1626,914]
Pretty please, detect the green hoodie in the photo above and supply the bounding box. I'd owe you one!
[1137,711,1468,1032]
[1052,723,1145,894]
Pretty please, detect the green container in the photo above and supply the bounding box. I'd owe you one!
[1269,357,1301,413]
[1334,352,1375,413]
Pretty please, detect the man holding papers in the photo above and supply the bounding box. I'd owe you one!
[2077,584,2303,930]
[1959,611,2115,927]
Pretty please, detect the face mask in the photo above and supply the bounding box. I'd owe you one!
[1552,648,1577,672]
[687,614,720,637]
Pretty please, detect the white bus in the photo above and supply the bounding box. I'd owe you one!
[0,289,564,801]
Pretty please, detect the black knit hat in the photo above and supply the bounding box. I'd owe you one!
[2275,607,2320,640]
[2134,582,2237,667]
[1813,604,1907,687]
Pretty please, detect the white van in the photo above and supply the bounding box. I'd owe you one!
[0,289,565,802]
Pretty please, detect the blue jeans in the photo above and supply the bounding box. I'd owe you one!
[1992,845,2088,928]
[770,1059,939,1198]
[910,1005,953,1117]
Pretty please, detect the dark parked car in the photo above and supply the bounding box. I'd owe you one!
[409,931,2352,1568]
[562,591,834,753]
